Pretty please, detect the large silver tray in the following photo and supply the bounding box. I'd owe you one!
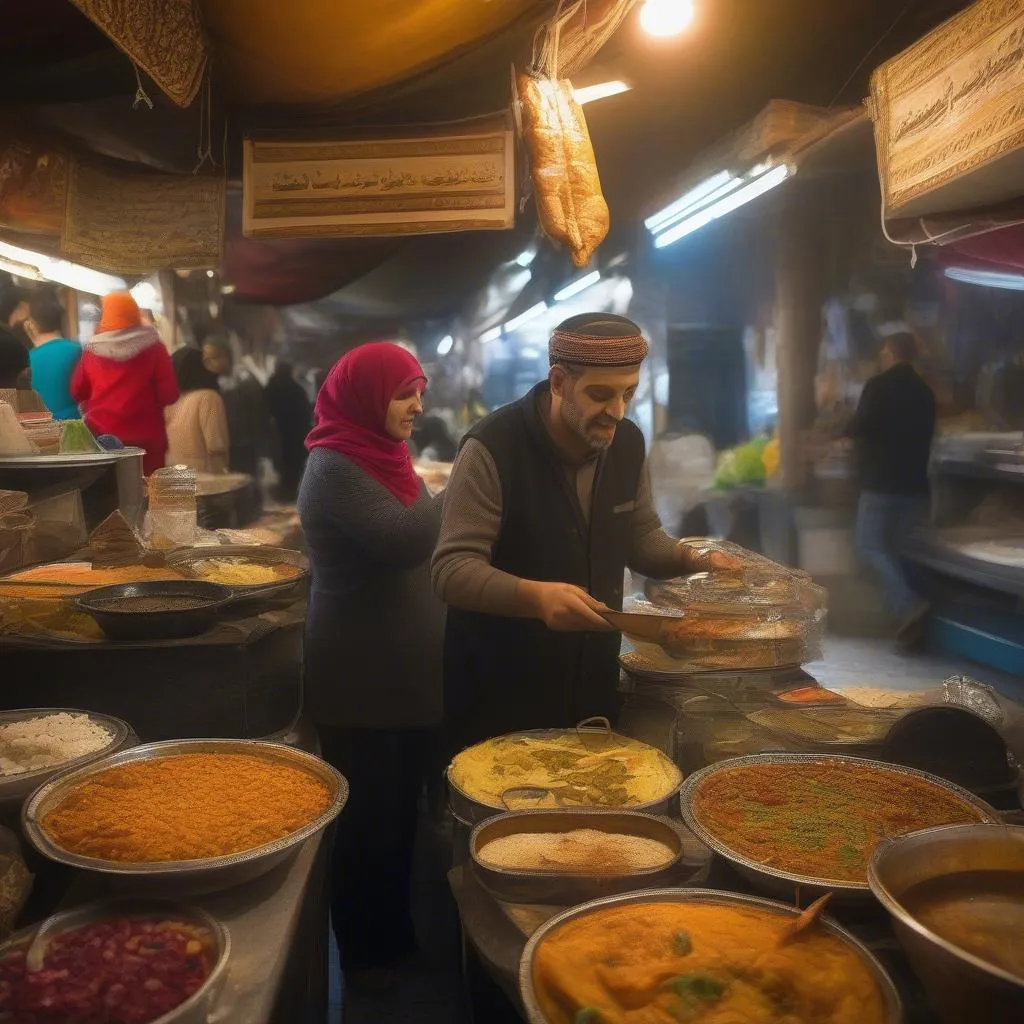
[0,708,136,811]
[447,724,684,827]
[0,447,145,468]
[165,545,308,598]
[518,887,903,1024]
[679,752,1000,901]
[470,809,687,905]
[0,898,230,1024]
[23,738,348,896]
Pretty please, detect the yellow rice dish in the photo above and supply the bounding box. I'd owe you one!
[532,901,887,1024]
[449,731,682,810]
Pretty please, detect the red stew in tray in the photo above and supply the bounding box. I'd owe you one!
[0,916,215,1023]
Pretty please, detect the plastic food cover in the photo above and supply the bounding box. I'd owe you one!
[622,543,827,672]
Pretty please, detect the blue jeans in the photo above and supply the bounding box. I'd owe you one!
[855,491,928,621]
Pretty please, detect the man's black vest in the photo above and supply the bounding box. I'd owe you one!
[444,381,645,750]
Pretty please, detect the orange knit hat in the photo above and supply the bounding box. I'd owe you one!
[97,291,142,334]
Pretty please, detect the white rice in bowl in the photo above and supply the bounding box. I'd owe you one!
[0,713,112,776]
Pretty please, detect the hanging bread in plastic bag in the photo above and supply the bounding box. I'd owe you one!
[517,73,609,267]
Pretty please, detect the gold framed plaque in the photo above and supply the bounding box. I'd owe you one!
[242,128,515,239]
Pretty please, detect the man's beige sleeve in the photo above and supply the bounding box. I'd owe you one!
[431,438,524,615]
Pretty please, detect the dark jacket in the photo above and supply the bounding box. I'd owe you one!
[443,382,645,750]
[298,447,445,729]
[847,362,936,496]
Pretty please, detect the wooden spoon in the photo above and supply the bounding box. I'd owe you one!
[777,893,833,946]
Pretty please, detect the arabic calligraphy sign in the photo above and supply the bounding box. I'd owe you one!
[63,159,225,274]
[66,0,207,108]
[870,0,1024,218]
[242,128,515,239]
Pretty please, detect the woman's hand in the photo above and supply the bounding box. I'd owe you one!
[518,580,613,632]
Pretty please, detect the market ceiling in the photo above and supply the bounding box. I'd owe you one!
[0,0,970,320]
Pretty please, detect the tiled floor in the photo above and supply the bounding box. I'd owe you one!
[808,635,1023,704]
[329,811,470,1024]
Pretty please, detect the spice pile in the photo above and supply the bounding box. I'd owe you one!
[0,915,215,1023]
[2,564,183,597]
[42,753,332,862]
[478,829,676,875]
[0,713,112,776]
[183,557,299,587]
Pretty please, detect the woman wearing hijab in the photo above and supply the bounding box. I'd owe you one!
[165,347,230,473]
[298,342,444,974]
[71,291,178,475]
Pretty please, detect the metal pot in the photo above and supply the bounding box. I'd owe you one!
[447,720,684,827]
[868,823,1024,1024]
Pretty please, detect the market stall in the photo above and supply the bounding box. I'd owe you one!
[0,419,341,1023]
[863,0,1024,674]
[445,542,1024,1024]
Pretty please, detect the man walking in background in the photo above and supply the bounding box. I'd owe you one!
[847,328,936,645]
[25,290,81,420]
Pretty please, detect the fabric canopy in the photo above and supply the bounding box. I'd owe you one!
[199,0,544,106]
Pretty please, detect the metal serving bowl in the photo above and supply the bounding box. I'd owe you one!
[0,899,230,1024]
[518,887,903,1024]
[75,581,234,641]
[470,809,686,905]
[868,824,1024,1024]
[0,708,136,813]
[679,752,999,901]
[22,738,348,896]
[447,724,684,827]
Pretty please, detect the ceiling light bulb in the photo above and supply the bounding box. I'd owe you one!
[437,334,454,356]
[640,0,695,38]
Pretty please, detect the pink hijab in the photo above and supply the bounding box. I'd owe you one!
[306,343,427,506]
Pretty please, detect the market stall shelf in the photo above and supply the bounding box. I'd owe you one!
[23,739,348,896]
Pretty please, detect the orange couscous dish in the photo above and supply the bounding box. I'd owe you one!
[42,753,332,862]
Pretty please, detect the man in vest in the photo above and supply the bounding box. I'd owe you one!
[432,312,735,750]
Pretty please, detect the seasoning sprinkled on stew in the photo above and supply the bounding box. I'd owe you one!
[692,759,988,882]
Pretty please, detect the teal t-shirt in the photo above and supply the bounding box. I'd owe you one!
[29,338,82,420]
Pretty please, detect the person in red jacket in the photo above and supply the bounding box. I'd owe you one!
[71,291,178,475]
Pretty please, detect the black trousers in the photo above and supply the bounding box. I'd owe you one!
[317,724,435,971]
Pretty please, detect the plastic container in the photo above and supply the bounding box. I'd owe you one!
[147,467,197,550]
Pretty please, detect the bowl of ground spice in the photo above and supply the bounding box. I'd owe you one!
[23,739,347,895]
[0,709,136,811]
[0,899,229,1024]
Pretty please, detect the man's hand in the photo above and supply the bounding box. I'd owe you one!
[676,540,744,573]
[518,580,613,632]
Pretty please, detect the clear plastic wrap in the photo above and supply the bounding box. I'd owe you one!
[647,569,827,620]
[619,544,827,672]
